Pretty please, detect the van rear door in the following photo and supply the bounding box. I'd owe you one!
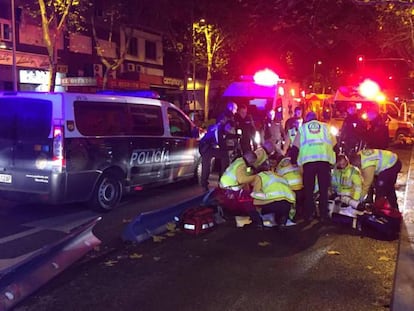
[0,96,53,193]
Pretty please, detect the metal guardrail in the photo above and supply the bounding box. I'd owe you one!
[0,217,102,311]
[122,194,207,243]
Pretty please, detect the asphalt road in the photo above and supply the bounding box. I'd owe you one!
[10,145,412,311]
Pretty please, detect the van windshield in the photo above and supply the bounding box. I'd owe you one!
[332,100,379,119]
[0,97,52,140]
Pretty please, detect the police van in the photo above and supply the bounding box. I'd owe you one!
[0,91,201,211]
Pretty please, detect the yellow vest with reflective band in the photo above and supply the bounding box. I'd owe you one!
[359,149,397,175]
[297,120,335,166]
[219,157,251,189]
[276,157,303,191]
[331,164,363,201]
[251,171,295,204]
[254,147,268,167]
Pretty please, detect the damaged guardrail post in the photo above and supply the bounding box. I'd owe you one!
[0,217,102,311]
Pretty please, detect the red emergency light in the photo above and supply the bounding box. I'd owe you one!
[253,68,279,86]
[358,79,380,100]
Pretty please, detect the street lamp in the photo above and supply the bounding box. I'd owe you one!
[313,60,322,93]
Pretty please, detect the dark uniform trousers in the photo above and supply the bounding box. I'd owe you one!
[302,161,331,221]
[200,147,230,188]
[375,159,402,210]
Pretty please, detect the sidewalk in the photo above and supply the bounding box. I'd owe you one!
[392,146,414,311]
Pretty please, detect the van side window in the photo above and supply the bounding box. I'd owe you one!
[74,101,129,136]
[167,108,192,137]
[129,105,164,136]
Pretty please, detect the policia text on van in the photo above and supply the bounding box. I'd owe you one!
[0,92,201,211]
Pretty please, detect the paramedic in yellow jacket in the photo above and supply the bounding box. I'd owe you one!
[331,154,362,202]
[251,171,296,227]
[219,151,263,227]
[292,111,336,223]
[275,155,304,219]
[349,149,401,210]
[254,140,278,171]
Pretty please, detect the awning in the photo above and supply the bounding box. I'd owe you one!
[222,81,276,98]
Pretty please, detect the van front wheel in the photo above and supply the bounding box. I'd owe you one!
[90,173,122,212]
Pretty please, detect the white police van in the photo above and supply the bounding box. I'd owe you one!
[0,91,201,211]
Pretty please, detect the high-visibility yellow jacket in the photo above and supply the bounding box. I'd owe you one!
[275,157,303,191]
[251,171,296,206]
[254,147,268,168]
[294,120,336,166]
[358,149,398,198]
[219,157,256,190]
[331,164,363,201]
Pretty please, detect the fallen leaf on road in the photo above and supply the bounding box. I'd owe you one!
[129,253,143,259]
[327,250,340,255]
[122,218,132,223]
[153,256,161,261]
[104,260,118,267]
[376,249,388,254]
[166,222,177,232]
[378,256,391,262]
[366,265,374,270]
[258,241,270,247]
[152,235,166,242]
[165,232,176,237]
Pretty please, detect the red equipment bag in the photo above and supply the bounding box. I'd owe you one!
[181,207,215,235]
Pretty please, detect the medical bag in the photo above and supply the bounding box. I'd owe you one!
[181,206,216,235]
[359,197,402,240]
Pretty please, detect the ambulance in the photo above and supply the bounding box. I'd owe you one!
[326,80,414,143]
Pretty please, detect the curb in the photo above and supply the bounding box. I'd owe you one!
[392,147,414,311]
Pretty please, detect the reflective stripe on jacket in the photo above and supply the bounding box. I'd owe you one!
[359,149,397,175]
[219,158,252,189]
[331,164,363,201]
[297,120,336,166]
[251,171,295,204]
[276,157,303,191]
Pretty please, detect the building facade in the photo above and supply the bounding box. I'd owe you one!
[0,0,184,105]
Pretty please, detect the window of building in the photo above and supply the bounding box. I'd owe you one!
[145,40,157,60]
[128,37,138,57]
[0,20,11,41]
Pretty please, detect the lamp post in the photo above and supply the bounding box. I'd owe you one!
[11,0,17,91]
[313,60,322,93]
[192,21,196,111]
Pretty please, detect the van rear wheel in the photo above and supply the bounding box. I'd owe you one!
[90,173,122,212]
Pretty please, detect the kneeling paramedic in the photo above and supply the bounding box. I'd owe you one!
[254,140,278,171]
[331,154,363,204]
[349,149,401,210]
[219,151,262,226]
[275,155,304,220]
[250,169,296,228]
